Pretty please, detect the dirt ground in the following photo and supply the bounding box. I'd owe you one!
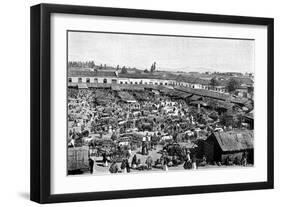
[89,145,163,174]
[86,144,253,175]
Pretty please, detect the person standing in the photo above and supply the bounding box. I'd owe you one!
[102,152,108,167]
[125,158,130,173]
[88,157,94,174]
[131,154,137,169]
[192,154,197,170]
[163,156,169,171]
[127,146,132,158]
[147,134,151,150]
[151,132,157,149]
[241,152,248,166]
[142,135,147,155]
[121,158,130,173]
[183,150,192,170]
[146,156,153,170]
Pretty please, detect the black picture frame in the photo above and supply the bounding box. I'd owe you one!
[30,3,274,204]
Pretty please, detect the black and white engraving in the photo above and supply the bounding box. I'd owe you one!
[67,31,254,175]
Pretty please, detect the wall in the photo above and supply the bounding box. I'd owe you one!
[0,0,280,206]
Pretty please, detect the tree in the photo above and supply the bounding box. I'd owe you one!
[150,61,156,73]
[68,61,96,68]
[209,77,219,89]
[121,66,127,74]
[144,69,149,73]
[88,61,95,68]
[227,78,240,93]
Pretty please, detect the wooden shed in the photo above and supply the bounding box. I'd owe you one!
[203,130,254,164]
[67,146,89,174]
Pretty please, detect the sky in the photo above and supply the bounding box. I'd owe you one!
[68,31,254,73]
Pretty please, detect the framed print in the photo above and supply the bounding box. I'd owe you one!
[30,3,274,203]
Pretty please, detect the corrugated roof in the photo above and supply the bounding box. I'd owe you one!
[212,130,254,152]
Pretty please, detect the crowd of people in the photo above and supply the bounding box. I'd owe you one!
[67,87,251,174]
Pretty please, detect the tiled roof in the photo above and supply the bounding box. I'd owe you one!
[175,86,248,105]
[211,130,254,152]
[118,73,175,80]
[175,86,230,101]
[177,76,210,85]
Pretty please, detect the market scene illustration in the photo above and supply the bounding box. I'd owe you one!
[67,31,254,175]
